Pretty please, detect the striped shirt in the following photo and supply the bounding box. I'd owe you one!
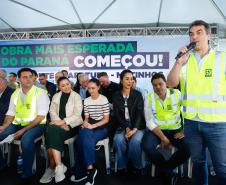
[84,94,110,120]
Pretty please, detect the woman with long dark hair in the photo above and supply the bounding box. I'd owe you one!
[112,69,145,174]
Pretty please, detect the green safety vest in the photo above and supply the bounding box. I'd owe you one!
[180,50,226,122]
[12,86,46,126]
[147,89,181,130]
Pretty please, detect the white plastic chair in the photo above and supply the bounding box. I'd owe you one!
[42,136,76,169]
[151,146,184,177]
[44,137,111,174]
[186,152,215,179]
[7,135,44,173]
[96,137,111,174]
[64,137,76,168]
[187,157,192,178]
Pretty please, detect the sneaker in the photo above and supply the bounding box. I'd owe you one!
[55,164,67,183]
[70,174,87,182]
[116,169,127,177]
[158,173,172,185]
[40,167,55,183]
[85,168,97,185]
[95,146,101,150]
[171,174,179,185]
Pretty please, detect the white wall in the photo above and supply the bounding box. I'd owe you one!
[218,39,226,51]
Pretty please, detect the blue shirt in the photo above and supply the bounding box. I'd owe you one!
[79,87,87,100]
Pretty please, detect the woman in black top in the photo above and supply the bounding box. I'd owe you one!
[112,69,146,173]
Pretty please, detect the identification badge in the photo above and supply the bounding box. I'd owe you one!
[26,104,31,109]
[205,69,212,77]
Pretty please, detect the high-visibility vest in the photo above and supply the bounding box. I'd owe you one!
[180,50,226,122]
[12,86,46,126]
[147,88,181,130]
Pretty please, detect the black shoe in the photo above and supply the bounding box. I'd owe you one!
[116,169,127,176]
[19,177,33,185]
[159,173,172,185]
[171,174,179,185]
[131,168,142,176]
[160,173,179,185]
[85,168,97,185]
[70,174,87,182]
[116,168,128,179]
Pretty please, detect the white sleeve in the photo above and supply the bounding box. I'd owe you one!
[6,95,16,116]
[144,98,158,131]
[36,91,50,116]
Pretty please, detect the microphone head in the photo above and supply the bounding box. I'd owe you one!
[187,42,196,50]
[175,42,196,60]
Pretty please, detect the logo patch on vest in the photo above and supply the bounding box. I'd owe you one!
[26,104,31,109]
[205,69,212,77]
[167,105,173,110]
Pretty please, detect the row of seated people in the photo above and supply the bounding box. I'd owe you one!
[0,68,189,185]
[0,69,118,126]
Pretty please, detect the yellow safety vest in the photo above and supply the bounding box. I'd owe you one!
[180,50,226,122]
[147,89,181,130]
[12,86,46,126]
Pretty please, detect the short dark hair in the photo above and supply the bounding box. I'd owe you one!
[189,20,210,33]
[31,69,38,77]
[17,68,33,78]
[151,72,166,83]
[39,73,46,77]
[133,76,137,83]
[57,76,70,86]
[9,72,17,77]
[88,78,101,87]
[61,70,68,75]
[97,72,108,78]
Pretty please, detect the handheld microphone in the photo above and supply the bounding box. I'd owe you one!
[175,42,196,60]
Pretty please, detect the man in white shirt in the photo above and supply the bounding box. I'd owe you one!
[142,73,189,185]
[0,68,50,184]
[167,20,226,185]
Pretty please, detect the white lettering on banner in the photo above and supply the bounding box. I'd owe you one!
[73,54,160,68]
[97,55,110,67]
[158,55,163,66]
[133,55,145,67]
[121,55,132,68]
[111,55,121,67]
[85,56,96,67]
[74,56,84,67]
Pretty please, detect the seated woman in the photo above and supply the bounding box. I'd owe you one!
[40,77,83,183]
[112,69,146,174]
[71,78,109,185]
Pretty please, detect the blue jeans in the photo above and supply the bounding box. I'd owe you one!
[113,129,144,170]
[74,127,108,176]
[184,119,226,185]
[0,123,45,178]
[142,129,190,173]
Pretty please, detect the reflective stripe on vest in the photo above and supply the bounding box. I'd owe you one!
[180,50,226,122]
[12,86,46,126]
[147,89,181,130]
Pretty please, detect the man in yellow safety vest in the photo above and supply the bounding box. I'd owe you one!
[0,68,50,184]
[167,20,226,185]
[142,73,190,185]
